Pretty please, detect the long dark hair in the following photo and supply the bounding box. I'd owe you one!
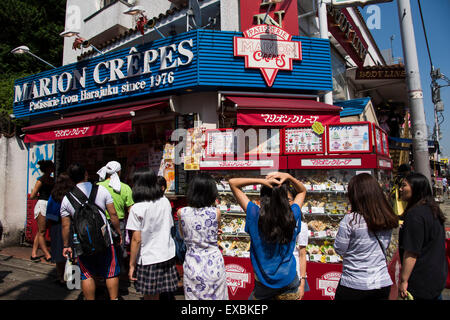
[187,173,218,208]
[51,172,74,203]
[348,173,399,232]
[403,173,446,224]
[258,183,296,244]
[132,168,162,203]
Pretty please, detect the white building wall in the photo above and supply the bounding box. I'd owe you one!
[0,137,28,248]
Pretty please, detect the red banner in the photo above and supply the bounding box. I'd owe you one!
[24,120,132,143]
[237,112,340,126]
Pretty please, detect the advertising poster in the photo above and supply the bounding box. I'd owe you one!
[206,130,235,157]
[328,124,370,153]
[284,127,323,154]
[184,127,206,171]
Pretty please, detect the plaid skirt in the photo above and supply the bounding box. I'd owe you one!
[135,258,179,295]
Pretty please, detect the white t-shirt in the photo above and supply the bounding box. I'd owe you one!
[60,182,114,244]
[126,196,175,265]
[294,221,309,277]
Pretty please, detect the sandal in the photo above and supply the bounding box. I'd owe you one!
[30,256,41,262]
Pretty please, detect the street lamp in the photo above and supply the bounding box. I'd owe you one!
[123,6,165,38]
[10,45,56,69]
[59,30,103,55]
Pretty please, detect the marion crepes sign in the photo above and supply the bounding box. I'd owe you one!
[234,25,302,87]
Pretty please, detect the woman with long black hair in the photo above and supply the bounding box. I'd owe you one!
[399,173,448,300]
[334,173,399,300]
[229,172,306,300]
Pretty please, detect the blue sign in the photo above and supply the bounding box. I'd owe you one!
[13,30,332,119]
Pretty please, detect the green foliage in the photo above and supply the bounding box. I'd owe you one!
[0,0,65,132]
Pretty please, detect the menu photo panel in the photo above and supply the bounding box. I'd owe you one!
[283,126,325,155]
[327,122,372,154]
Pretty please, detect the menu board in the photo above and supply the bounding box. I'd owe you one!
[328,123,371,153]
[284,127,324,154]
[381,131,389,155]
[375,128,383,154]
[206,129,235,157]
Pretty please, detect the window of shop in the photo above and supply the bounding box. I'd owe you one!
[331,49,349,102]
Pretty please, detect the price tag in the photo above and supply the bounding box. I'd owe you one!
[314,231,327,238]
[311,207,325,214]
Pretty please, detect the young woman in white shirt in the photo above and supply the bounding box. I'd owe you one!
[126,168,178,300]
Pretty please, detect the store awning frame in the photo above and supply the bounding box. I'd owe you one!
[23,101,169,143]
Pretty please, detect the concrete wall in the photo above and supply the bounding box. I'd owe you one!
[0,136,28,248]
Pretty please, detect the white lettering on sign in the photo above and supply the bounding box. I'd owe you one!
[317,271,341,299]
[378,159,392,168]
[234,25,301,87]
[54,127,90,138]
[301,158,362,167]
[200,159,274,168]
[14,39,194,107]
[226,264,251,295]
[261,114,319,124]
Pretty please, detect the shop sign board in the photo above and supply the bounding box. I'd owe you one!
[327,122,372,154]
[327,7,368,68]
[234,25,302,87]
[200,159,275,170]
[239,0,299,36]
[14,29,332,119]
[237,112,339,126]
[356,67,406,80]
[301,158,362,167]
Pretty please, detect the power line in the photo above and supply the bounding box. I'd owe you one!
[417,0,433,71]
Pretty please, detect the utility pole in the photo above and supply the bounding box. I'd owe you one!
[397,0,431,183]
[317,0,334,105]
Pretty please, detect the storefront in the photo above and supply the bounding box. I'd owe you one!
[15,15,395,298]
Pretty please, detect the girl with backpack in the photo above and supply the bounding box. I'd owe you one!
[127,168,178,300]
[228,172,307,300]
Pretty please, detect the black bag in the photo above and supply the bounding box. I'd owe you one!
[66,184,111,256]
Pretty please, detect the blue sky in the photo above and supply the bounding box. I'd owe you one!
[360,0,450,157]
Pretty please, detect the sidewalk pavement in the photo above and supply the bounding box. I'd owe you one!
[1,197,450,300]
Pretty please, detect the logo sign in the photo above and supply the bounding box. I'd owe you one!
[317,271,341,299]
[226,264,251,295]
[234,25,302,87]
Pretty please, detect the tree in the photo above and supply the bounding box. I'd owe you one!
[0,0,65,135]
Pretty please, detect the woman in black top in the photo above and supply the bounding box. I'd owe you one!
[399,173,448,299]
[30,160,55,262]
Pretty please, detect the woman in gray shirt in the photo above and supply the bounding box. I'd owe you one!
[334,173,399,300]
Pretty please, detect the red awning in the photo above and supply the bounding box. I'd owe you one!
[225,96,342,126]
[23,101,167,143]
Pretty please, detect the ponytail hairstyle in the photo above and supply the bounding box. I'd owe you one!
[403,173,446,224]
[258,184,296,244]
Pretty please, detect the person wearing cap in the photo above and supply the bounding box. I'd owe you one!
[97,161,134,274]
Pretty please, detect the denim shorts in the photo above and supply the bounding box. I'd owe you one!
[249,275,300,300]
